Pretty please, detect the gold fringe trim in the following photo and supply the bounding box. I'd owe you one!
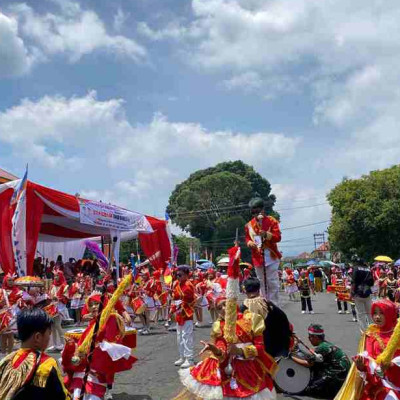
[77,274,132,355]
[224,298,238,344]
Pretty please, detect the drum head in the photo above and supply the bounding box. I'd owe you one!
[274,358,311,394]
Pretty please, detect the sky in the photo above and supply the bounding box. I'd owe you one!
[1,0,400,256]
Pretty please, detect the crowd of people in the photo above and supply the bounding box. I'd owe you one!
[0,194,399,400]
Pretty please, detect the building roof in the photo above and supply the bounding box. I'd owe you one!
[0,167,18,183]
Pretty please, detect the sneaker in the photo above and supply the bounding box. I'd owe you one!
[174,358,185,366]
[301,311,306,314]
[310,311,315,314]
[168,325,177,332]
[104,389,113,400]
[164,321,170,328]
[338,310,343,314]
[195,322,199,327]
[47,346,56,352]
[140,329,150,336]
[180,359,194,369]
[345,311,350,314]
[353,317,357,322]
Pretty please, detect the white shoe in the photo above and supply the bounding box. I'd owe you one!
[353,317,357,322]
[310,311,315,314]
[104,389,113,400]
[180,359,194,369]
[345,311,350,314]
[140,329,150,336]
[47,346,56,352]
[194,322,199,327]
[174,358,185,366]
[164,321,170,328]
[338,310,343,314]
[301,311,306,314]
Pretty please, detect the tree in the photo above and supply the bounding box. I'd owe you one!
[167,161,277,258]
[327,165,400,260]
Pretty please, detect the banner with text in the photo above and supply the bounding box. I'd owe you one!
[79,200,153,232]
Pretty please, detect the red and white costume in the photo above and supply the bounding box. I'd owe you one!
[179,311,277,399]
[0,274,24,335]
[69,273,85,310]
[62,294,137,400]
[49,270,71,321]
[172,277,196,361]
[356,299,400,400]
[245,215,282,304]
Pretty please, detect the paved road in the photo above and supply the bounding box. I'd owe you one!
[112,292,361,400]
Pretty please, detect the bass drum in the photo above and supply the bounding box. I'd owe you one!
[274,357,312,395]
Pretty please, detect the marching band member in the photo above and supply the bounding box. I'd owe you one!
[178,296,277,399]
[385,270,397,302]
[0,274,24,355]
[354,299,400,400]
[245,197,282,305]
[298,270,315,314]
[69,273,85,325]
[377,270,387,298]
[0,308,69,399]
[62,291,137,400]
[206,269,223,324]
[48,270,70,351]
[172,265,196,369]
[194,272,208,327]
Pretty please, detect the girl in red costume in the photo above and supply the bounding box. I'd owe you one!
[179,296,277,399]
[62,292,137,400]
[48,270,71,351]
[195,272,208,327]
[69,273,85,325]
[0,274,24,355]
[354,299,400,400]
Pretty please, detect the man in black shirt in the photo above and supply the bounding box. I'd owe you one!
[351,256,374,332]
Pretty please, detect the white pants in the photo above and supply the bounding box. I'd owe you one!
[354,296,373,332]
[177,320,194,360]
[51,315,64,347]
[255,261,280,305]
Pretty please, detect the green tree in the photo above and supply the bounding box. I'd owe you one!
[327,165,400,260]
[167,161,277,258]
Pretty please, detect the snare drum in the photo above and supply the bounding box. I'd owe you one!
[274,356,312,394]
[132,297,146,315]
[122,327,137,349]
[65,328,85,343]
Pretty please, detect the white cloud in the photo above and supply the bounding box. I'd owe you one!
[113,8,129,32]
[2,0,146,74]
[0,93,301,217]
[0,12,35,77]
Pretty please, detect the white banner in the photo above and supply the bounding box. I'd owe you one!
[79,200,153,232]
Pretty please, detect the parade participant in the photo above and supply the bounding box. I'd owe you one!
[152,270,168,323]
[378,270,387,298]
[172,265,195,369]
[69,273,85,325]
[354,299,400,399]
[142,271,157,325]
[194,272,208,327]
[0,273,23,355]
[292,324,350,398]
[0,308,70,400]
[298,271,314,314]
[333,270,351,314]
[48,270,71,351]
[178,296,277,399]
[206,268,223,324]
[286,269,299,301]
[314,267,323,292]
[241,278,292,358]
[62,290,137,400]
[351,257,374,332]
[385,270,397,302]
[245,197,282,304]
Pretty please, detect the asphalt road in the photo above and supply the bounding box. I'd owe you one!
[111,291,361,400]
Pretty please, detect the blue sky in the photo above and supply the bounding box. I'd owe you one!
[1,0,400,256]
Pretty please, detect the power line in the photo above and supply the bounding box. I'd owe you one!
[282,220,330,231]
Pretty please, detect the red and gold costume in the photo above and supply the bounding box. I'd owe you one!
[0,348,70,399]
[171,279,195,326]
[62,293,137,399]
[179,311,277,399]
[49,270,70,320]
[356,299,400,400]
